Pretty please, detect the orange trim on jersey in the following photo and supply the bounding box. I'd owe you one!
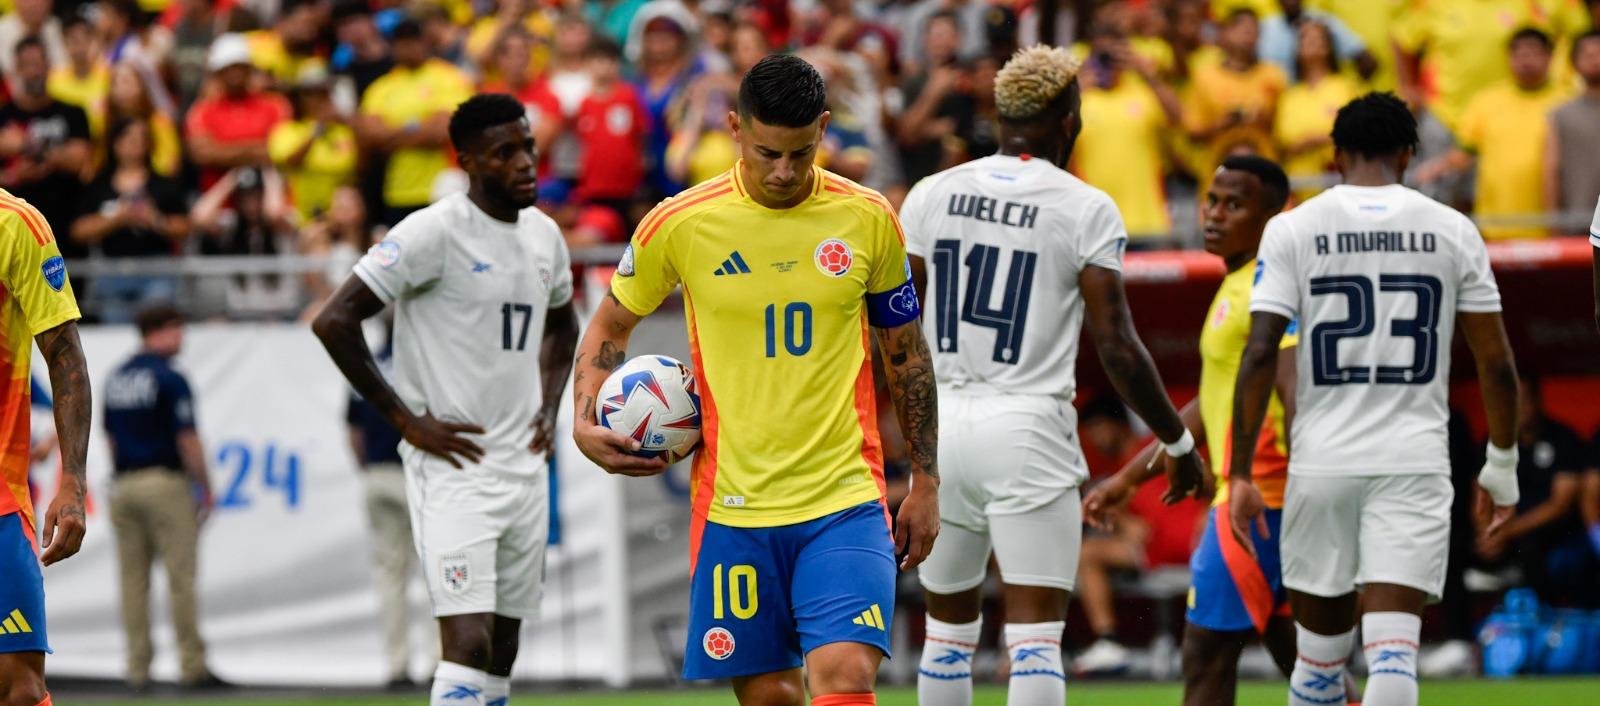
[684,292,721,580]
[853,316,891,529]
[811,166,824,197]
[634,175,731,248]
[1215,506,1275,634]
[0,196,51,245]
[638,184,734,249]
[731,165,747,197]
[823,175,906,245]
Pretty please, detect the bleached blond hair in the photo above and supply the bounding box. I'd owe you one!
[994,45,1082,121]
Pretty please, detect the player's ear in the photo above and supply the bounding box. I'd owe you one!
[1396,146,1414,180]
[817,110,831,137]
[726,110,740,141]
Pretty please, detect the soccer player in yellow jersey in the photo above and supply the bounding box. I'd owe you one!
[0,189,93,706]
[1085,157,1323,706]
[571,55,940,706]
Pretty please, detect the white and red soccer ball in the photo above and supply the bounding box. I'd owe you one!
[596,355,703,462]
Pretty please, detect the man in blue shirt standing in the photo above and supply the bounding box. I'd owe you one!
[104,305,220,691]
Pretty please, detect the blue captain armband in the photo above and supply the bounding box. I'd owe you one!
[866,279,921,328]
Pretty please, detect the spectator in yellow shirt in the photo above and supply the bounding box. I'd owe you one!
[467,0,555,82]
[269,70,358,223]
[357,19,473,226]
[245,0,327,88]
[48,16,109,141]
[105,63,182,179]
[1275,20,1361,201]
[1185,9,1287,183]
[1417,28,1571,240]
[1073,18,1184,242]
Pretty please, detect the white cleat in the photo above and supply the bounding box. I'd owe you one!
[1073,638,1132,676]
[1418,639,1477,677]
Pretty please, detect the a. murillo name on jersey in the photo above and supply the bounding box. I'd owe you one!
[947,193,1040,229]
[1314,230,1438,255]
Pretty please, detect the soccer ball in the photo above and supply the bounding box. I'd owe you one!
[596,355,702,462]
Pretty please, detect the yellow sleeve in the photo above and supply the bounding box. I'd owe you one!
[864,198,911,294]
[150,115,181,177]
[0,209,80,336]
[433,65,475,113]
[267,122,302,166]
[1456,92,1488,152]
[359,77,387,118]
[1391,1,1431,53]
[609,204,685,318]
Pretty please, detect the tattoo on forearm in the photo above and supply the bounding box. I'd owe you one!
[39,323,90,503]
[593,340,625,371]
[882,326,938,479]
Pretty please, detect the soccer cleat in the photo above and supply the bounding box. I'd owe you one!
[1073,638,1131,676]
[1418,639,1476,677]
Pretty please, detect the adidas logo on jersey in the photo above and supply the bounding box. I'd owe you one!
[851,604,886,630]
[713,252,752,276]
[1,609,33,634]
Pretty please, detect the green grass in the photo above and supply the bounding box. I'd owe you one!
[90,678,1600,706]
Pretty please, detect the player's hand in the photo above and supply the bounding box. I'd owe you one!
[1227,478,1268,559]
[528,410,557,456]
[1163,449,1211,504]
[572,419,668,477]
[40,478,86,566]
[894,475,940,571]
[1083,476,1136,531]
[400,410,486,469]
[1474,486,1515,543]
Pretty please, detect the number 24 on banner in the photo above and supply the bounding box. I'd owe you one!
[215,441,302,510]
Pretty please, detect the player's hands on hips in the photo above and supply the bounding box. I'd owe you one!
[894,475,940,571]
[573,417,668,476]
[1227,478,1268,559]
[528,410,557,456]
[1083,475,1135,531]
[40,476,86,566]
[401,410,486,469]
[1163,449,1212,503]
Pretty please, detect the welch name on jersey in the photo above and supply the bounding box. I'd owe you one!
[947,193,1041,229]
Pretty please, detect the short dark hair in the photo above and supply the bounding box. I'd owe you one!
[1509,26,1553,52]
[62,14,93,34]
[330,0,372,24]
[1572,28,1600,65]
[391,18,423,41]
[13,35,45,62]
[585,34,623,60]
[1220,155,1290,213]
[1331,92,1418,161]
[135,304,183,337]
[927,9,962,33]
[1226,8,1258,25]
[737,54,827,128]
[449,93,527,153]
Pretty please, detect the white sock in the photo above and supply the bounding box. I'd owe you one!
[1289,624,1353,706]
[430,661,487,706]
[917,616,981,706]
[1004,621,1066,706]
[483,674,510,706]
[1362,612,1421,706]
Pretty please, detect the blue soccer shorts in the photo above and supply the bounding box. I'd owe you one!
[682,501,896,680]
[1187,506,1287,634]
[0,512,50,653]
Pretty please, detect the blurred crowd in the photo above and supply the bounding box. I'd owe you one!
[1,0,1598,322]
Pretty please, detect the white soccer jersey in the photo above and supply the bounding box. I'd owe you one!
[353,193,573,478]
[1251,184,1501,476]
[900,154,1126,399]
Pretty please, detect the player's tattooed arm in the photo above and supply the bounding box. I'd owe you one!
[313,277,485,468]
[36,320,90,565]
[876,321,938,480]
[571,289,666,475]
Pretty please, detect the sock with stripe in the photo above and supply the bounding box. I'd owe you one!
[812,693,875,706]
[917,616,981,706]
[484,673,510,706]
[431,661,488,706]
[1289,624,1353,706]
[1004,621,1066,706]
[1362,612,1420,706]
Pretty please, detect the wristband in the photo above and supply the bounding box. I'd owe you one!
[1478,443,1519,506]
[1163,429,1195,457]
[1485,443,1518,468]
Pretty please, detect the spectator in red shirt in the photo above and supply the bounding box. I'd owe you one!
[574,35,646,221]
[184,33,290,190]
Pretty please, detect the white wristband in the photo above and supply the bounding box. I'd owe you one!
[1485,443,1518,468]
[1163,429,1196,457]
[1479,443,1520,507]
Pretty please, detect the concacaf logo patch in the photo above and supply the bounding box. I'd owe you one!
[617,245,635,277]
[814,239,853,277]
[372,240,401,269]
[703,627,736,660]
[41,256,66,292]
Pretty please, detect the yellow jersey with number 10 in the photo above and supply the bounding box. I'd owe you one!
[611,164,914,531]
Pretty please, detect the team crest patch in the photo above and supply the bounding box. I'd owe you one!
[703,627,736,660]
[1211,298,1230,328]
[371,240,401,269]
[814,239,853,277]
[41,256,66,292]
[440,554,470,594]
[617,245,635,277]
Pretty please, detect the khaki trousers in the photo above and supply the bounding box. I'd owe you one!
[364,464,421,679]
[109,468,206,684]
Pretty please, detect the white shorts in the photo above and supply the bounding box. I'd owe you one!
[917,393,1086,593]
[405,453,549,619]
[1280,473,1453,600]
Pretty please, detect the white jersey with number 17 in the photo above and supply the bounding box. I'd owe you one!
[899,154,1127,400]
[1251,184,1501,477]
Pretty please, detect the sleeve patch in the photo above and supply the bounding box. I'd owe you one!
[867,278,921,328]
[41,257,66,292]
[370,240,401,269]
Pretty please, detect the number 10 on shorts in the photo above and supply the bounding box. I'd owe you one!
[712,563,759,619]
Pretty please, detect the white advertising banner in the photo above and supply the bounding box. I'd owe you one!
[29,323,637,687]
